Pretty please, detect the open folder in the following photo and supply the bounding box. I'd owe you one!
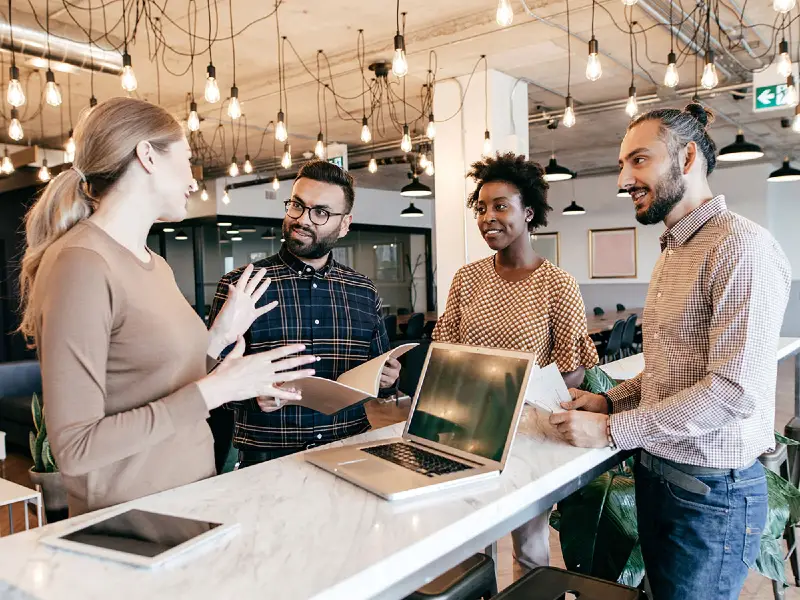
[288,343,419,415]
[524,362,571,413]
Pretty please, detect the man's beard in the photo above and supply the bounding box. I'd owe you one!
[282,221,340,259]
[633,157,686,225]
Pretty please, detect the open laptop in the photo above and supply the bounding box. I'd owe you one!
[305,342,536,501]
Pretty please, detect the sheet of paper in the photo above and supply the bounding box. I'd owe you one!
[289,343,419,416]
[525,362,570,413]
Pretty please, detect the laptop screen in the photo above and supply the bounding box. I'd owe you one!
[407,347,530,462]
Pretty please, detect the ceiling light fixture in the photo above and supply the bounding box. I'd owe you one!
[717,131,764,162]
[392,5,409,77]
[768,158,800,181]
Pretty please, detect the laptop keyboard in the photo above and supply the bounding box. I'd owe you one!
[362,442,473,477]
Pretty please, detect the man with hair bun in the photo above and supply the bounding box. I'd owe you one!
[552,103,791,599]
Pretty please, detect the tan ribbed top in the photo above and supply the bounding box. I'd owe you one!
[31,220,215,516]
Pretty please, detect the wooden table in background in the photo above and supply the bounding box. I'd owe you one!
[585,308,641,336]
[396,311,439,326]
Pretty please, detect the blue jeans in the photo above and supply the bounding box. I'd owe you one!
[635,459,768,600]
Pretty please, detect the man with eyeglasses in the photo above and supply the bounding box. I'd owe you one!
[207,160,401,470]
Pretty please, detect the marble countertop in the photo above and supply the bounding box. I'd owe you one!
[600,337,800,382]
[0,409,619,600]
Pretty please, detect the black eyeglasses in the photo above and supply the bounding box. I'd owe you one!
[284,199,348,226]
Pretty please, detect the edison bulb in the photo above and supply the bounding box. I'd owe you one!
[563,105,576,128]
[204,73,220,104]
[625,89,638,118]
[275,111,288,142]
[621,0,638,5]
[38,161,50,182]
[120,54,137,92]
[281,144,292,169]
[419,152,429,169]
[7,74,25,108]
[664,62,680,88]
[368,157,378,173]
[272,176,280,191]
[778,52,793,79]
[45,73,62,107]
[786,79,799,107]
[392,35,408,77]
[315,135,326,159]
[426,117,436,140]
[1,154,13,175]
[243,156,253,174]
[774,0,796,13]
[228,159,239,177]
[360,119,372,144]
[792,111,800,134]
[425,161,434,176]
[200,187,209,201]
[8,111,23,141]
[65,134,76,163]
[482,132,492,156]
[701,62,719,90]
[228,95,242,120]
[222,189,231,204]
[496,0,513,27]
[187,102,200,132]
[401,123,412,152]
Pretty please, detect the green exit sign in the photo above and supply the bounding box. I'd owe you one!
[754,83,793,112]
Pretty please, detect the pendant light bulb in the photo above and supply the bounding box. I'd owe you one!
[228,87,242,119]
[187,101,200,132]
[786,75,799,107]
[243,154,253,174]
[419,152,429,169]
[368,157,378,173]
[360,117,372,144]
[272,175,280,191]
[44,70,62,107]
[496,0,514,27]
[792,108,800,134]
[205,64,220,103]
[621,0,639,5]
[315,133,326,159]
[401,125,412,153]
[392,34,408,77]
[65,130,76,163]
[38,159,51,183]
[625,86,638,118]
[664,53,679,88]
[281,144,292,169]
[200,186,209,201]
[425,161,435,177]
[120,52,138,92]
[1,152,13,175]
[563,96,576,128]
[7,66,25,107]
[222,189,231,204]
[426,115,436,140]
[778,41,793,78]
[774,0,797,13]
[585,38,602,81]
[228,157,239,177]
[275,110,288,142]
[701,52,719,90]
[8,109,23,141]
[482,131,492,157]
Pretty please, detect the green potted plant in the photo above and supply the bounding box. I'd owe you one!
[28,393,68,522]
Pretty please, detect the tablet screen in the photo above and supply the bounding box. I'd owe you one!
[59,509,222,558]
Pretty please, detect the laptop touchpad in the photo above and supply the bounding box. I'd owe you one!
[339,457,395,477]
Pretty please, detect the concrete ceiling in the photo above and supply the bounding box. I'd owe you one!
[3,0,799,192]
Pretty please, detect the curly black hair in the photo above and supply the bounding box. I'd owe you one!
[466,152,552,231]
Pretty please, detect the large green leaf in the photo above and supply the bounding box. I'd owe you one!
[551,466,645,587]
[774,432,800,447]
[580,366,618,395]
[753,468,800,584]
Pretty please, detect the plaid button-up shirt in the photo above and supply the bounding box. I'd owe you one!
[208,245,392,450]
[608,196,791,468]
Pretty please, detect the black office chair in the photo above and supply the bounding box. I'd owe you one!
[404,313,425,340]
[602,319,626,363]
[616,303,626,312]
[620,314,638,357]
[384,315,398,343]
[593,307,605,316]
[423,320,436,339]
[397,307,411,316]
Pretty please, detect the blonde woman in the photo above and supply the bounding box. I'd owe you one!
[19,97,316,516]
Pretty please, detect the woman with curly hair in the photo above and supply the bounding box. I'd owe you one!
[433,152,598,569]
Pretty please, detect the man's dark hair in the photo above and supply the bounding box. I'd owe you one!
[467,152,551,231]
[629,103,718,176]
[295,160,355,212]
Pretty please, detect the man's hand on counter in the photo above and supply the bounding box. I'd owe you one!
[549,410,609,448]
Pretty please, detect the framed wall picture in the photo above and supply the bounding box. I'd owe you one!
[531,232,560,266]
[589,227,638,279]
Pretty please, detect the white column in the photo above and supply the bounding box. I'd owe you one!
[432,69,528,313]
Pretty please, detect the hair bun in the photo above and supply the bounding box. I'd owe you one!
[684,102,715,129]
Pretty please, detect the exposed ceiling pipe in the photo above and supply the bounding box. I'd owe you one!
[0,9,122,75]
